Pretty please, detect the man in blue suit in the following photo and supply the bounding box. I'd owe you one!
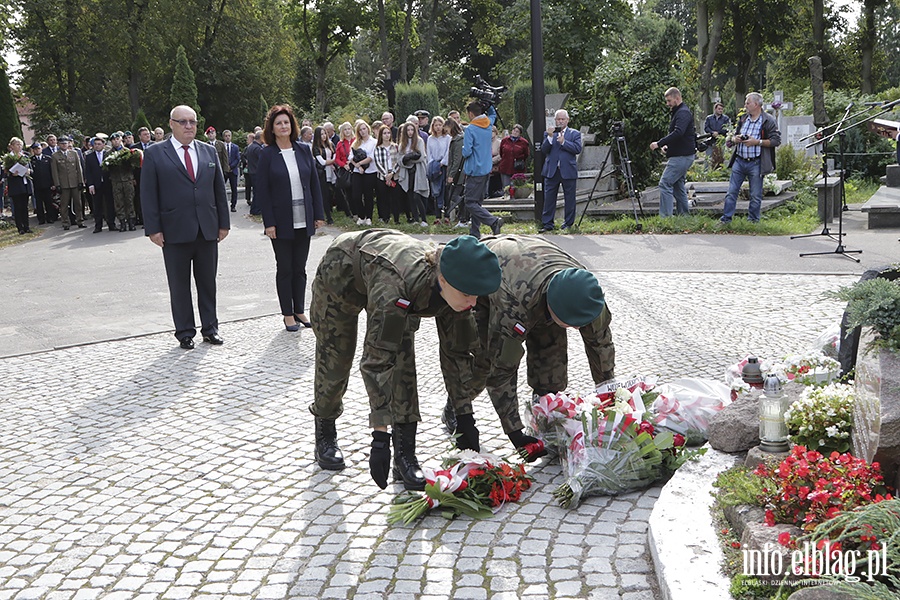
[141,105,231,350]
[223,130,241,212]
[540,109,582,232]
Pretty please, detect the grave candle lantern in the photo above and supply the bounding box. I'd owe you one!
[759,373,790,453]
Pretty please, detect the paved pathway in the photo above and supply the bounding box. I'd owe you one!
[0,201,881,598]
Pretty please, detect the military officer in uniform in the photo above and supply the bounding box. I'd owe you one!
[310,231,501,491]
[447,235,615,461]
[108,132,137,231]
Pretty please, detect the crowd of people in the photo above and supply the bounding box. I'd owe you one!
[2,105,534,237]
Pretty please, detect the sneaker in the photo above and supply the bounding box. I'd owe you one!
[433,218,442,226]
[420,221,428,227]
[490,217,503,235]
[356,217,365,226]
[456,221,468,229]
[364,218,372,226]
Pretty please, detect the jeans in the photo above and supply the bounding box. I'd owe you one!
[721,157,762,222]
[464,174,495,238]
[658,154,695,217]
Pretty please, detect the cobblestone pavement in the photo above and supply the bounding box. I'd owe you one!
[0,271,853,599]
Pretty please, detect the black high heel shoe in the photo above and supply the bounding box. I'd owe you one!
[294,314,313,328]
[284,316,300,332]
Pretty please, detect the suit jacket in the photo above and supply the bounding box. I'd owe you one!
[255,142,325,239]
[84,149,109,189]
[212,140,230,174]
[42,146,59,158]
[50,149,84,189]
[225,141,241,173]
[541,128,582,180]
[30,153,54,189]
[141,140,230,244]
[245,141,263,175]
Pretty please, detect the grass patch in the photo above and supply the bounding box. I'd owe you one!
[316,177,878,236]
[0,220,43,248]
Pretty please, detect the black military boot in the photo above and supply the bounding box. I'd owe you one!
[314,418,345,470]
[440,398,457,433]
[127,218,136,231]
[392,422,426,491]
[454,413,480,452]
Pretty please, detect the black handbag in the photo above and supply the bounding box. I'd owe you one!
[402,151,421,166]
[513,158,526,172]
[352,148,367,163]
[336,167,352,190]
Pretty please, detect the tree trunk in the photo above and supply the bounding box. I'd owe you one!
[316,33,328,111]
[697,0,709,115]
[419,0,439,82]
[400,0,413,82]
[377,0,389,70]
[860,0,879,94]
[730,0,748,110]
[812,0,825,57]
[698,0,725,118]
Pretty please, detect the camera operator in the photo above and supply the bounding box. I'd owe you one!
[718,92,781,225]
[462,100,503,239]
[650,87,696,217]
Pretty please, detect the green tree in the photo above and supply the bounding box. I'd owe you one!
[286,0,373,112]
[576,16,687,188]
[169,45,200,114]
[131,108,152,134]
[0,66,23,143]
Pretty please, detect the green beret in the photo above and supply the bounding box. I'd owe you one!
[440,235,501,297]
[547,268,605,327]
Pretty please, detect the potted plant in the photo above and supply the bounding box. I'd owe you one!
[509,173,533,199]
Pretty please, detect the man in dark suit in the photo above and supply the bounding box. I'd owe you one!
[30,142,57,223]
[42,134,59,157]
[540,109,582,232]
[130,127,154,226]
[141,105,230,350]
[244,132,263,214]
[84,137,117,232]
[222,130,241,212]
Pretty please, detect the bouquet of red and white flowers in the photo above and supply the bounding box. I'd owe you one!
[529,376,705,508]
[387,450,532,524]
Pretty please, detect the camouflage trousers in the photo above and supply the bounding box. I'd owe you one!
[460,307,615,434]
[111,179,135,221]
[308,237,422,428]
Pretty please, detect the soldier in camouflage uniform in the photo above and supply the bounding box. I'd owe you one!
[107,132,137,231]
[446,235,615,461]
[310,230,501,490]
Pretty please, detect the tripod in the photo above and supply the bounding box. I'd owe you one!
[792,102,867,262]
[577,124,644,230]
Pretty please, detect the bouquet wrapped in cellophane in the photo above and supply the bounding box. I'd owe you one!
[530,376,705,508]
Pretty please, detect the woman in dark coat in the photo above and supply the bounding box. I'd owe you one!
[255,105,326,331]
[5,137,33,234]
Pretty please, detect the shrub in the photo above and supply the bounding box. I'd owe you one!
[395,82,440,124]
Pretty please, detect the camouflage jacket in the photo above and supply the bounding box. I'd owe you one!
[337,230,480,405]
[477,234,615,387]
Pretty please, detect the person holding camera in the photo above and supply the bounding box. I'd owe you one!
[650,87,696,217]
[540,110,582,232]
[462,100,503,238]
[718,92,781,225]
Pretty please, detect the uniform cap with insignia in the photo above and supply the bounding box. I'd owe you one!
[546,268,605,327]
[439,235,501,297]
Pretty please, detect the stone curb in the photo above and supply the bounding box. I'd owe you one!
[648,446,739,599]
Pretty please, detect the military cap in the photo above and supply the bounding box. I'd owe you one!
[29,141,41,149]
[440,235,501,297]
[109,131,122,139]
[546,268,606,327]
[205,126,216,134]
[415,110,430,118]
[94,132,108,140]
[58,135,72,142]
[123,130,133,136]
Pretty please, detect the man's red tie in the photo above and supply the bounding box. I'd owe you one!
[182,145,195,182]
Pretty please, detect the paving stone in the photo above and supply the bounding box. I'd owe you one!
[0,258,852,600]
